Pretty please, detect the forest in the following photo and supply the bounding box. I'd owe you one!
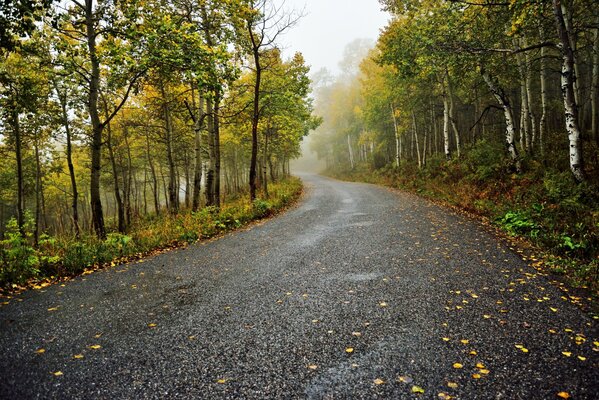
[0,0,318,287]
[311,0,598,289]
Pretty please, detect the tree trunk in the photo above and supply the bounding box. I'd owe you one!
[56,85,80,237]
[554,0,585,182]
[123,126,133,225]
[263,127,269,197]
[11,108,25,236]
[160,82,178,213]
[591,17,599,144]
[539,25,548,156]
[34,134,42,245]
[523,38,537,152]
[192,85,204,211]
[146,135,160,215]
[391,103,400,167]
[86,0,106,238]
[213,91,221,207]
[106,122,125,233]
[515,38,530,153]
[481,67,521,171]
[442,82,451,159]
[347,134,355,168]
[248,22,262,202]
[205,96,216,207]
[445,69,461,158]
[412,112,421,169]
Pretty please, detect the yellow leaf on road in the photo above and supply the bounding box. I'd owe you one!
[472,373,481,379]
[308,365,318,370]
[452,363,463,369]
[73,354,84,359]
[216,379,227,384]
[89,345,101,350]
[460,339,469,344]
[379,302,388,307]
[562,352,572,357]
[148,323,157,328]
[557,392,571,399]
[345,347,354,354]
[47,307,59,312]
[411,385,425,394]
[35,348,45,354]
[447,382,458,389]
[53,371,63,376]
[374,378,385,385]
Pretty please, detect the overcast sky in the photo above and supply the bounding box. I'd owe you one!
[279,0,389,76]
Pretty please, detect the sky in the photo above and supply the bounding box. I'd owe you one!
[279,0,389,76]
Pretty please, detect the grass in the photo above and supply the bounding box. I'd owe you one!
[0,177,303,291]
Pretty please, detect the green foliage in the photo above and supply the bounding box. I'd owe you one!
[465,139,506,183]
[496,211,539,237]
[0,178,302,289]
[0,213,39,285]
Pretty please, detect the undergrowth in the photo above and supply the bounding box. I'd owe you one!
[0,177,302,290]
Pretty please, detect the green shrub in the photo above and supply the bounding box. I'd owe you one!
[0,215,39,286]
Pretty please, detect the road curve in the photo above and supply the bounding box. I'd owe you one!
[1,174,597,399]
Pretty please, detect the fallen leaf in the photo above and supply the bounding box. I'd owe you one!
[411,385,425,394]
[47,307,59,312]
[148,323,157,328]
[374,378,385,385]
[577,356,586,361]
[379,302,388,307]
[483,315,491,319]
[460,339,469,344]
[447,382,458,389]
[557,392,571,399]
[89,345,101,350]
[472,373,481,379]
[438,392,452,399]
[476,363,485,369]
[352,331,362,337]
[452,363,463,369]
[480,369,490,375]
[469,350,477,356]
[442,337,450,342]
[308,364,318,370]
[345,347,354,354]
[562,352,572,357]
[550,307,558,312]
[216,378,227,384]
[398,375,413,383]
[53,371,63,376]
[35,348,45,354]
[73,354,84,359]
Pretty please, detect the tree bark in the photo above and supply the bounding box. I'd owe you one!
[391,103,400,167]
[248,22,262,201]
[11,108,25,236]
[591,17,599,144]
[191,84,204,211]
[441,81,451,159]
[481,67,521,171]
[554,0,585,182]
[539,25,548,156]
[56,83,80,237]
[445,69,461,158]
[106,122,126,233]
[85,0,106,238]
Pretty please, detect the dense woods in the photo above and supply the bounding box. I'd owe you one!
[0,0,316,286]
[311,0,598,285]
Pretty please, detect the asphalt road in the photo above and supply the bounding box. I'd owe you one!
[1,174,597,399]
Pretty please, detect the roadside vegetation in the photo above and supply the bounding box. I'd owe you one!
[311,0,599,293]
[0,178,302,290]
[0,0,317,289]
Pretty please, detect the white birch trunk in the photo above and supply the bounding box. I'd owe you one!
[445,69,461,158]
[442,82,451,159]
[412,111,421,169]
[554,0,585,182]
[539,25,548,155]
[391,104,400,167]
[515,38,530,153]
[347,134,355,169]
[481,68,520,170]
[524,38,537,152]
